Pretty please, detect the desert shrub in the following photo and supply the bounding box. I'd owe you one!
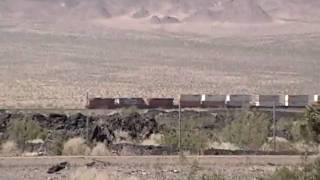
[91,143,112,156]
[120,107,140,117]
[291,121,307,142]
[304,106,320,143]
[0,140,19,156]
[265,158,320,180]
[50,135,65,155]
[187,160,201,180]
[261,137,297,152]
[160,120,208,154]
[222,110,270,150]
[286,106,320,145]
[201,173,226,180]
[62,137,91,156]
[265,167,300,180]
[8,118,47,150]
[277,118,295,140]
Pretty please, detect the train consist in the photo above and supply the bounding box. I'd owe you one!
[86,94,319,109]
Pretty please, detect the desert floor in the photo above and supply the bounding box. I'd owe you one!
[0,18,320,108]
[0,155,316,180]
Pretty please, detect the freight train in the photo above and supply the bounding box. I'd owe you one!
[86,94,319,109]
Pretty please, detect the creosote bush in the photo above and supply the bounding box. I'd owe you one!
[62,137,91,156]
[160,120,208,154]
[302,106,320,143]
[222,110,270,150]
[8,118,47,150]
[91,143,112,156]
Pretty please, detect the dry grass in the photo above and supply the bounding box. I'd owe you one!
[62,137,91,156]
[70,167,139,180]
[141,134,162,146]
[70,168,115,180]
[0,141,19,156]
[91,143,112,156]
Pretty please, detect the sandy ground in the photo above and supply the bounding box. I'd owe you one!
[0,155,316,180]
[0,20,320,108]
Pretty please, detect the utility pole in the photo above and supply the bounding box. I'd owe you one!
[272,102,277,152]
[86,92,89,108]
[178,100,182,155]
[86,115,89,141]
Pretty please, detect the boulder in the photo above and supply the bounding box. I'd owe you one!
[150,15,161,24]
[90,125,115,144]
[47,162,69,174]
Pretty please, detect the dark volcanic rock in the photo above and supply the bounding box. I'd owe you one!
[150,15,180,24]
[108,112,158,140]
[32,113,48,127]
[150,15,161,24]
[90,125,115,144]
[0,112,10,132]
[68,113,87,129]
[161,16,180,23]
[111,143,177,156]
[47,162,69,174]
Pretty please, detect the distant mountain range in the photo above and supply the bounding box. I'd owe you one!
[0,0,320,23]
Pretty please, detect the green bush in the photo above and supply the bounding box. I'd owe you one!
[8,118,47,150]
[265,158,320,180]
[120,106,140,117]
[222,110,270,150]
[50,135,65,155]
[160,120,208,154]
[304,106,320,143]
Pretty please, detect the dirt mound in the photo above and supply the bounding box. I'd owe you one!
[132,7,150,18]
[150,15,180,24]
[217,0,272,23]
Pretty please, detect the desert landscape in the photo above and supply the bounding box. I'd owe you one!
[1,1,320,180]
[0,0,319,108]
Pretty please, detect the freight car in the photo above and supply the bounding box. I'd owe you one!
[115,98,147,108]
[87,98,116,109]
[146,98,175,109]
[86,94,320,109]
[226,95,252,107]
[180,94,202,108]
[257,95,281,107]
[201,95,226,108]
